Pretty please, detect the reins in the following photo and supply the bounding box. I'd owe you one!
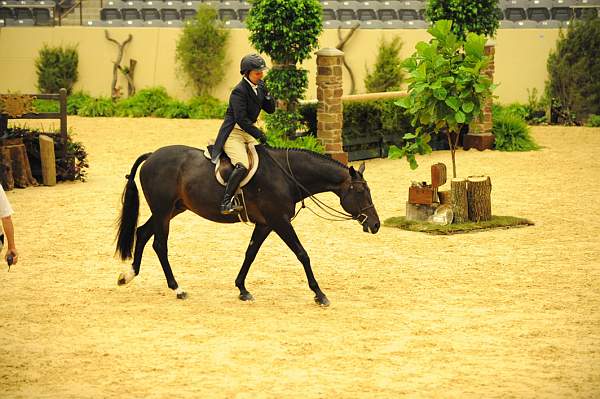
[264,147,373,224]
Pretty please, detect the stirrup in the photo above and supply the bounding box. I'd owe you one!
[220,196,243,215]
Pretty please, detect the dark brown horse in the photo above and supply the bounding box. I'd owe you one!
[115,144,380,306]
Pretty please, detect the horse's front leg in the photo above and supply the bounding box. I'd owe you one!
[271,218,330,307]
[236,223,272,301]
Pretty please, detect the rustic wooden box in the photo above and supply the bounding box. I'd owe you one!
[408,186,435,205]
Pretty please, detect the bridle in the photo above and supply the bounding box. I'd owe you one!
[264,148,375,227]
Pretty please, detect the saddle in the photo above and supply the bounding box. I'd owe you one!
[203,143,260,187]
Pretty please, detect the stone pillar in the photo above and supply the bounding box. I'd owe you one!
[316,48,347,164]
[463,40,495,151]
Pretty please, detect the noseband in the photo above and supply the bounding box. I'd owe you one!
[341,180,375,226]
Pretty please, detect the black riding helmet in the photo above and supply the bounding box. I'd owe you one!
[240,53,268,75]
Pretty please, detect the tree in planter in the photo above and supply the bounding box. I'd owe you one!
[393,20,496,177]
[246,0,322,138]
[176,5,230,96]
[365,36,404,93]
[35,44,79,95]
[425,0,500,40]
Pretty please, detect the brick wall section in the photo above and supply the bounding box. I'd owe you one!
[316,48,348,165]
[473,43,495,135]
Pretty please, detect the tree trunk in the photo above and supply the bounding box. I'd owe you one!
[0,138,37,188]
[451,178,468,223]
[0,150,14,190]
[467,176,492,222]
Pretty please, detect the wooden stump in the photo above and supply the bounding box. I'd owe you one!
[0,138,37,189]
[438,190,451,205]
[39,135,57,186]
[451,178,468,223]
[467,176,492,222]
[0,154,14,190]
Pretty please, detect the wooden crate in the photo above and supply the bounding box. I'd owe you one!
[408,186,435,205]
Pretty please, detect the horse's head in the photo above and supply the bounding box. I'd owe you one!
[340,162,380,234]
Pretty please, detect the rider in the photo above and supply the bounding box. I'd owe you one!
[212,53,276,215]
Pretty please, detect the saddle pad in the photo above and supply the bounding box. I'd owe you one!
[203,143,260,187]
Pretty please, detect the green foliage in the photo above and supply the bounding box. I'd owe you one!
[395,20,496,175]
[188,95,227,119]
[35,44,79,94]
[365,36,404,93]
[32,99,59,113]
[425,0,500,40]
[77,97,116,117]
[384,215,534,234]
[154,99,191,119]
[492,110,539,151]
[247,0,322,65]
[265,109,324,152]
[66,91,92,115]
[175,5,230,96]
[586,114,600,127]
[247,0,322,137]
[115,87,170,117]
[263,67,308,104]
[546,18,600,124]
[8,125,88,182]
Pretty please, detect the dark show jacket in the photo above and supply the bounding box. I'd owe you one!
[212,78,276,163]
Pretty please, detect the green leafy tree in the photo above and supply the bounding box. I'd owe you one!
[546,18,600,124]
[425,0,500,40]
[35,44,79,94]
[394,20,496,177]
[175,5,230,96]
[365,36,404,93]
[246,0,322,138]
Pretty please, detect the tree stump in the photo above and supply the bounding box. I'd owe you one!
[467,176,492,222]
[438,190,451,205]
[39,134,56,186]
[451,178,468,223]
[0,154,14,190]
[0,138,37,189]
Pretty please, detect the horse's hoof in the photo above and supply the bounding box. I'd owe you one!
[176,291,188,300]
[239,292,254,301]
[117,273,127,286]
[314,295,330,307]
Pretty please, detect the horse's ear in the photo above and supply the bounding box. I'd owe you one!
[349,166,357,178]
[358,162,365,175]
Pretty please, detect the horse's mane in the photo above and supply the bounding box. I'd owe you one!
[268,146,349,171]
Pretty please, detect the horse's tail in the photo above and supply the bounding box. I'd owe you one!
[115,152,152,261]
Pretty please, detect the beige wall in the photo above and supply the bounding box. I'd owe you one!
[0,27,559,104]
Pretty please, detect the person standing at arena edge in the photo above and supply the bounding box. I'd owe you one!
[212,53,276,215]
[0,184,18,266]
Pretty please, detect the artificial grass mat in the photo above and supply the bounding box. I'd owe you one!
[384,215,534,235]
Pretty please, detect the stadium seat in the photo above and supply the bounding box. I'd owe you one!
[381,19,404,29]
[527,0,552,21]
[124,19,144,26]
[160,8,180,21]
[121,8,141,20]
[377,1,399,21]
[100,7,121,21]
[574,6,598,18]
[337,1,359,21]
[397,0,425,20]
[237,5,249,21]
[356,1,378,21]
[502,0,528,21]
[14,7,33,19]
[32,7,52,25]
[322,8,337,21]
[163,0,182,9]
[551,6,574,19]
[180,8,196,20]
[0,6,15,21]
[143,0,162,8]
[141,7,160,20]
[9,17,35,25]
[105,19,124,26]
[121,1,144,10]
[340,19,361,28]
[218,8,237,21]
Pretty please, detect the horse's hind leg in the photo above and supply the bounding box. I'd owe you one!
[118,217,154,286]
[236,224,272,301]
[152,211,187,299]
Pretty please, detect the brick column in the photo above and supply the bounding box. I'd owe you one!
[463,40,495,151]
[316,48,347,164]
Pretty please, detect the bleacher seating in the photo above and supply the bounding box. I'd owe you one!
[3,0,599,29]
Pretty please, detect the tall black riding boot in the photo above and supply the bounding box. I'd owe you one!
[220,163,248,215]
